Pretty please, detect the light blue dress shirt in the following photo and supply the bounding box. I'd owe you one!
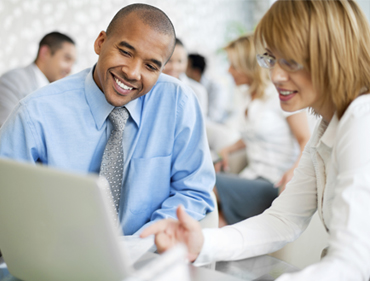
[0,68,215,235]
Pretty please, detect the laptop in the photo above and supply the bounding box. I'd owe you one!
[0,158,191,281]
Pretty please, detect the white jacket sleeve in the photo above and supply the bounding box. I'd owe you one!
[195,137,318,265]
[278,103,370,281]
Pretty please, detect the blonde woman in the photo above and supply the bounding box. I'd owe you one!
[142,1,370,280]
[215,34,310,225]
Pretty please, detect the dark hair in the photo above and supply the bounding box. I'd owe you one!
[106,3,175,46]
[37,31,75,58]
[175,38,184,47]
[188,53,206,74]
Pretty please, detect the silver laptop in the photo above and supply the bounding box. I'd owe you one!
[0,158,191,281]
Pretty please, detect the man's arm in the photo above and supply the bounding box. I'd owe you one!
[0,102,42,162]
[0,73,25,127]
[147,88,215,228]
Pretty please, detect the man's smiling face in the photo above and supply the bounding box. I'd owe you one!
[93,13,173,107]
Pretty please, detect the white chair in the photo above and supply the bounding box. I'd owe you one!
[224,148,329,269]
[269,212,328,269]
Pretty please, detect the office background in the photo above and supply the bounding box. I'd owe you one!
[1,0,370,76]
[2,0,369,99]
[0,0,273,93]
[1,0,370,270]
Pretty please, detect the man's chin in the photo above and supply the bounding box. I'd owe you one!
[106,95,131,107]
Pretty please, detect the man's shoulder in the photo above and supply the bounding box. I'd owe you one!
[152,73,195,98]
[0,64,34,82]
[0,64,39,99]
[155,73,183,87]
[21,68,90,104]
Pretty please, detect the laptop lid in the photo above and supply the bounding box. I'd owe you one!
[0,158,131,281]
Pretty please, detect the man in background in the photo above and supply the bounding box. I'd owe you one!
[187,53,227,123]
[0,31,76,126]
[163,38,208,116]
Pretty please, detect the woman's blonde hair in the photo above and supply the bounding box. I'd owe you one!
[224,34,270,99]
[255,0,370,118]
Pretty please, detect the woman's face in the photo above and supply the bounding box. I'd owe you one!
[163,44,188,79]
[228,63,252,86]
[267,49,321,114]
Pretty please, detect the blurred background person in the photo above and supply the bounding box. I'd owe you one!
[187,53,228,123]
[0,31,76,126]
[164,38,241,158]
[163,38,208,116]
[215,34,310,226]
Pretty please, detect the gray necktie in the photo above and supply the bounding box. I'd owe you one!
[100,107,129,215]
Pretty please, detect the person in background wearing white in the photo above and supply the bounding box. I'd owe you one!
[141,1,370,280]
[0,31,76,126]
[162,38,208,116]
[214,34,310,226]
[186,53,228,123]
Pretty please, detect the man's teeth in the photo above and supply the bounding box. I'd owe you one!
[115,78,133,90]
[280,90,295,96]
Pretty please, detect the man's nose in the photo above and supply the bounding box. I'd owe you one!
[124,59,141,81]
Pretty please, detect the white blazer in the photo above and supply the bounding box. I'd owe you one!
[196,94,370,281]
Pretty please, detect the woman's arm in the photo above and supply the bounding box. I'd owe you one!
[277,98,370,281]
[142,137,319,265]
[215,138,246,172]
[275,111,311,192]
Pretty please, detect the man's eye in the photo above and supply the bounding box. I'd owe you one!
[120,49,130,56]
[147,64,157,71]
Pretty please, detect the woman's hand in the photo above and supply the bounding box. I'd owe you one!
[275,167,295,193]
[214,148,230,173]
[140,205,204,262]
[214,139,246,173]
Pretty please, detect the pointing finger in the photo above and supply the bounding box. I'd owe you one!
[140,219,174,238]
[176,205,200,232]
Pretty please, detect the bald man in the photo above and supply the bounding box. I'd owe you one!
[0,4,214,235]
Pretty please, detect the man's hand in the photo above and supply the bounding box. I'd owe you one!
[140,205,204,262]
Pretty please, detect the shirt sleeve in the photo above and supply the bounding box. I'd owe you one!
[149,86,215,223]
[194,134,318,265]
[0,102,43,162]
[277,105,370,281]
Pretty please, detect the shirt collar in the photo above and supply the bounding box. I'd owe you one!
[84,67,142,130]
[31,63,49,87]
[314,112,338,149]
[320,112,338,148]
[125,94,142,127]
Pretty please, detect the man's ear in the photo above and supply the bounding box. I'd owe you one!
[38,45,52,60]
[94,31,107,55]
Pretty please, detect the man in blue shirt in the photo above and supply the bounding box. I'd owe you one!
[0,4,215,235]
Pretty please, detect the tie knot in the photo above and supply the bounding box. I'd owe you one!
[109,107,129,131]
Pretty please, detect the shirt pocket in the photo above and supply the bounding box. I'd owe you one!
[127,155,172,215]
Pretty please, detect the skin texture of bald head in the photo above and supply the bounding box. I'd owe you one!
[106,3,176,57]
